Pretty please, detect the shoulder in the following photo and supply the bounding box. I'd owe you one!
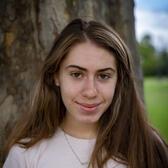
[3,129,62,168]
[3,144,27,168]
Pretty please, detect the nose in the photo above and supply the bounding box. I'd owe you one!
[82,77,98,99]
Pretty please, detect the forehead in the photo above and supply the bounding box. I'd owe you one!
[61,41,117,70]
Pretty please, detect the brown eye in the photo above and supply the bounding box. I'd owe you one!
[70,72,83,79]
[98,73,111,80]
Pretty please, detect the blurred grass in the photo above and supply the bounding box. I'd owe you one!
[144,77,168,142]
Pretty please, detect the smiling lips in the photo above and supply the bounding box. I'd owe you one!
[75,102,100,112]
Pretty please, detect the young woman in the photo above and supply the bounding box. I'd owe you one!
[3,18,168,168]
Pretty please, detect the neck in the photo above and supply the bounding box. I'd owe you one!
[61,117,98,139]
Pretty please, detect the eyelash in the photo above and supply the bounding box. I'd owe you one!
[70,72,112,80]
[98,74,112,80]
[70,72,83,79]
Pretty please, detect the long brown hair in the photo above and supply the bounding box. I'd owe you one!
[4,18,168,168]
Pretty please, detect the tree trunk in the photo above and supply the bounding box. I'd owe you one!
[105,0,143,95]
[0,0,142,165]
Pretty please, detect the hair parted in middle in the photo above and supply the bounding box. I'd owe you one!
[42,18,133,128]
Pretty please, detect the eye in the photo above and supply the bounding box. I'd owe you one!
[70,72,83,79]
[98,73,111,80]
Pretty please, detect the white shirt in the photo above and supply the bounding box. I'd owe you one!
[3,128,127,168]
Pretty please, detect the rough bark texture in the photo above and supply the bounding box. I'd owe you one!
[0,0,142,166]
[106,0,143,95]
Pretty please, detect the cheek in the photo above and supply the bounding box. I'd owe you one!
[100,82,117,100]
[59,75,83,95]
[105,89,116,103]
[59,82,80,103]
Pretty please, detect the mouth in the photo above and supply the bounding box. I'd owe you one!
[75,102,101,112]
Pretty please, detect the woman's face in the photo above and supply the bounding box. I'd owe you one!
[55,41,117,127]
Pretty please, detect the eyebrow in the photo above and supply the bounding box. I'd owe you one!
[65,65,116,72]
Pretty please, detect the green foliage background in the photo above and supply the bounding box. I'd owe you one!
[138,35,168,77]
[144,78,168,142]
[139,34,168,142]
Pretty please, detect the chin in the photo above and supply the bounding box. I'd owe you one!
[78,116,100,124]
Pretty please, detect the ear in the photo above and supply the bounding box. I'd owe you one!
[54,73,60,86]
